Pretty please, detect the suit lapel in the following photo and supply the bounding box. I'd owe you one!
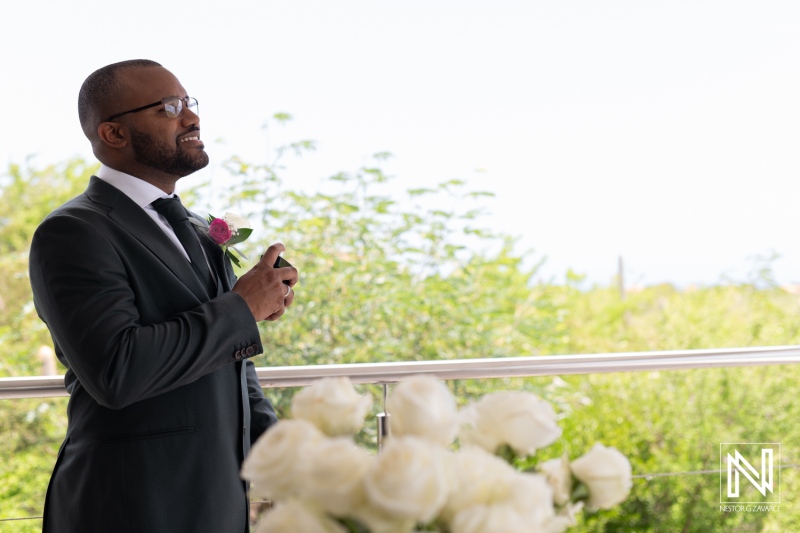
[187,211,236,293]
[196,226,234,294]
[84,177,212,301]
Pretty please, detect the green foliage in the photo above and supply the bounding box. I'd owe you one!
[0,159,91,529]
[539,282,800,532]
[0,159,94,377]
[553,365,800,532]
[216,152,559,370]
[0,398,67,531]
[555,282,800,354]
[203,145,559,418]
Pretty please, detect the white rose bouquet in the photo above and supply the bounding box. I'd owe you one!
[242,375,633,532]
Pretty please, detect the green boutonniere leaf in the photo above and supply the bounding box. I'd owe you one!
[227,228,253,246]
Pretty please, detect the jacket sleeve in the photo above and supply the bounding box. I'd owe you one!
[29,212,264,410]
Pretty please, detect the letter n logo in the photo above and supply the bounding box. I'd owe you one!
[720,443,780,504]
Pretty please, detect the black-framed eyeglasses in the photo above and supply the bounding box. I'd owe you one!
[104,96,199,123]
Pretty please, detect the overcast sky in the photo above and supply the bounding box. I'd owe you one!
[2,0,799,287]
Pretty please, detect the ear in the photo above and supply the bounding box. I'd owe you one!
[96,122,129,149]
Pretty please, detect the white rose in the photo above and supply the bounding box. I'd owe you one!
[505,472,556,524]
[542,502,584,533]
[350,505,416,533]
[363,436,449,523]
[302,437,375,516]
[255,500,346,533]
[443,449,556,533]
[459,391,562,456]
[441,447,517,519]
[241,420,325,499]
[570,443,633,509]
[539,454,572,505]
[386,375,458,446]
[222,211,251,232]
[291,377,372,437]
[450,504,530,533]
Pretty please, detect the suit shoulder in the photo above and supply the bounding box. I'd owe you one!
[33,194,114,250]
[43,192,104,221]
[47,190,88,212]
[41,176,131,223]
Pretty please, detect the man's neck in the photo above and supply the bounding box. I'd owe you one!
[137,174,178,195]
[102,162,179,194]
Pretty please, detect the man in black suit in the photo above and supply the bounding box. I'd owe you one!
[28,59,297,532]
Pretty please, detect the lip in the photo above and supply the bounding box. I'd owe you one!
[178,131,202,144]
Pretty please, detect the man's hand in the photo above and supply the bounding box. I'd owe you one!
[232,243,299,321]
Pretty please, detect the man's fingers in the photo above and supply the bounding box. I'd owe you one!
[260,243,286,266]
[266,308,285,321]
[279,266,299,286]
[236,242,298,322]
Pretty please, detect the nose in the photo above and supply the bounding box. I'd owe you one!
[180,105,199,127]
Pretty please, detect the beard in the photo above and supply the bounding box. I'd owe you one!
[129,126,209,177]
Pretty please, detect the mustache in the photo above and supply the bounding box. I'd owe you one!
[179,126,200,137]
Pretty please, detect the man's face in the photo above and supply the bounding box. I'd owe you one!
[114,67,209,177]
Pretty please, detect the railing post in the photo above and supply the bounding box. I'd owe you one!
[376,383,390,452]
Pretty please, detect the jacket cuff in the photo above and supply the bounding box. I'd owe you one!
[218,292,264,361]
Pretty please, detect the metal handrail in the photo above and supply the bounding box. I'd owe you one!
[2,345,799,399]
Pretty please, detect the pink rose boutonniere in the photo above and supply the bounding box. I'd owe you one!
[206,212,253,267]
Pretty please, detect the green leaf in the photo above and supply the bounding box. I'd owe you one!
[336,517,371,533]
[495,443,518,465]
[227,227,253,246]
[226,249,242,268]
[330,172,351,182]
[571,480,589,502]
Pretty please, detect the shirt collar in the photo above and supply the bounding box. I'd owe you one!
[96,164,174,207]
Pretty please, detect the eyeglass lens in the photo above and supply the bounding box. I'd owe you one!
[164,97,198,118]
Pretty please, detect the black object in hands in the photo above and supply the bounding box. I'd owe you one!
[273,256,292,285]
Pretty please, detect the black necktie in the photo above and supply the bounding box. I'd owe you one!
[151,196,215,293]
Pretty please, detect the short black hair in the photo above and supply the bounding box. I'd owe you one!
[77,59,162,139]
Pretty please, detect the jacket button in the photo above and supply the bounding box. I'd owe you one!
[234,350,242,360]
[245,346,255,356]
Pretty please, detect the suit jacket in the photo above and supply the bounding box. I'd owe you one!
[29,177,277,533]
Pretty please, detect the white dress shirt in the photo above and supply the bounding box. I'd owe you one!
[96,164,192,262]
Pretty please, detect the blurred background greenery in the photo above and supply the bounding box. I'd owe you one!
[2,128,799,532]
